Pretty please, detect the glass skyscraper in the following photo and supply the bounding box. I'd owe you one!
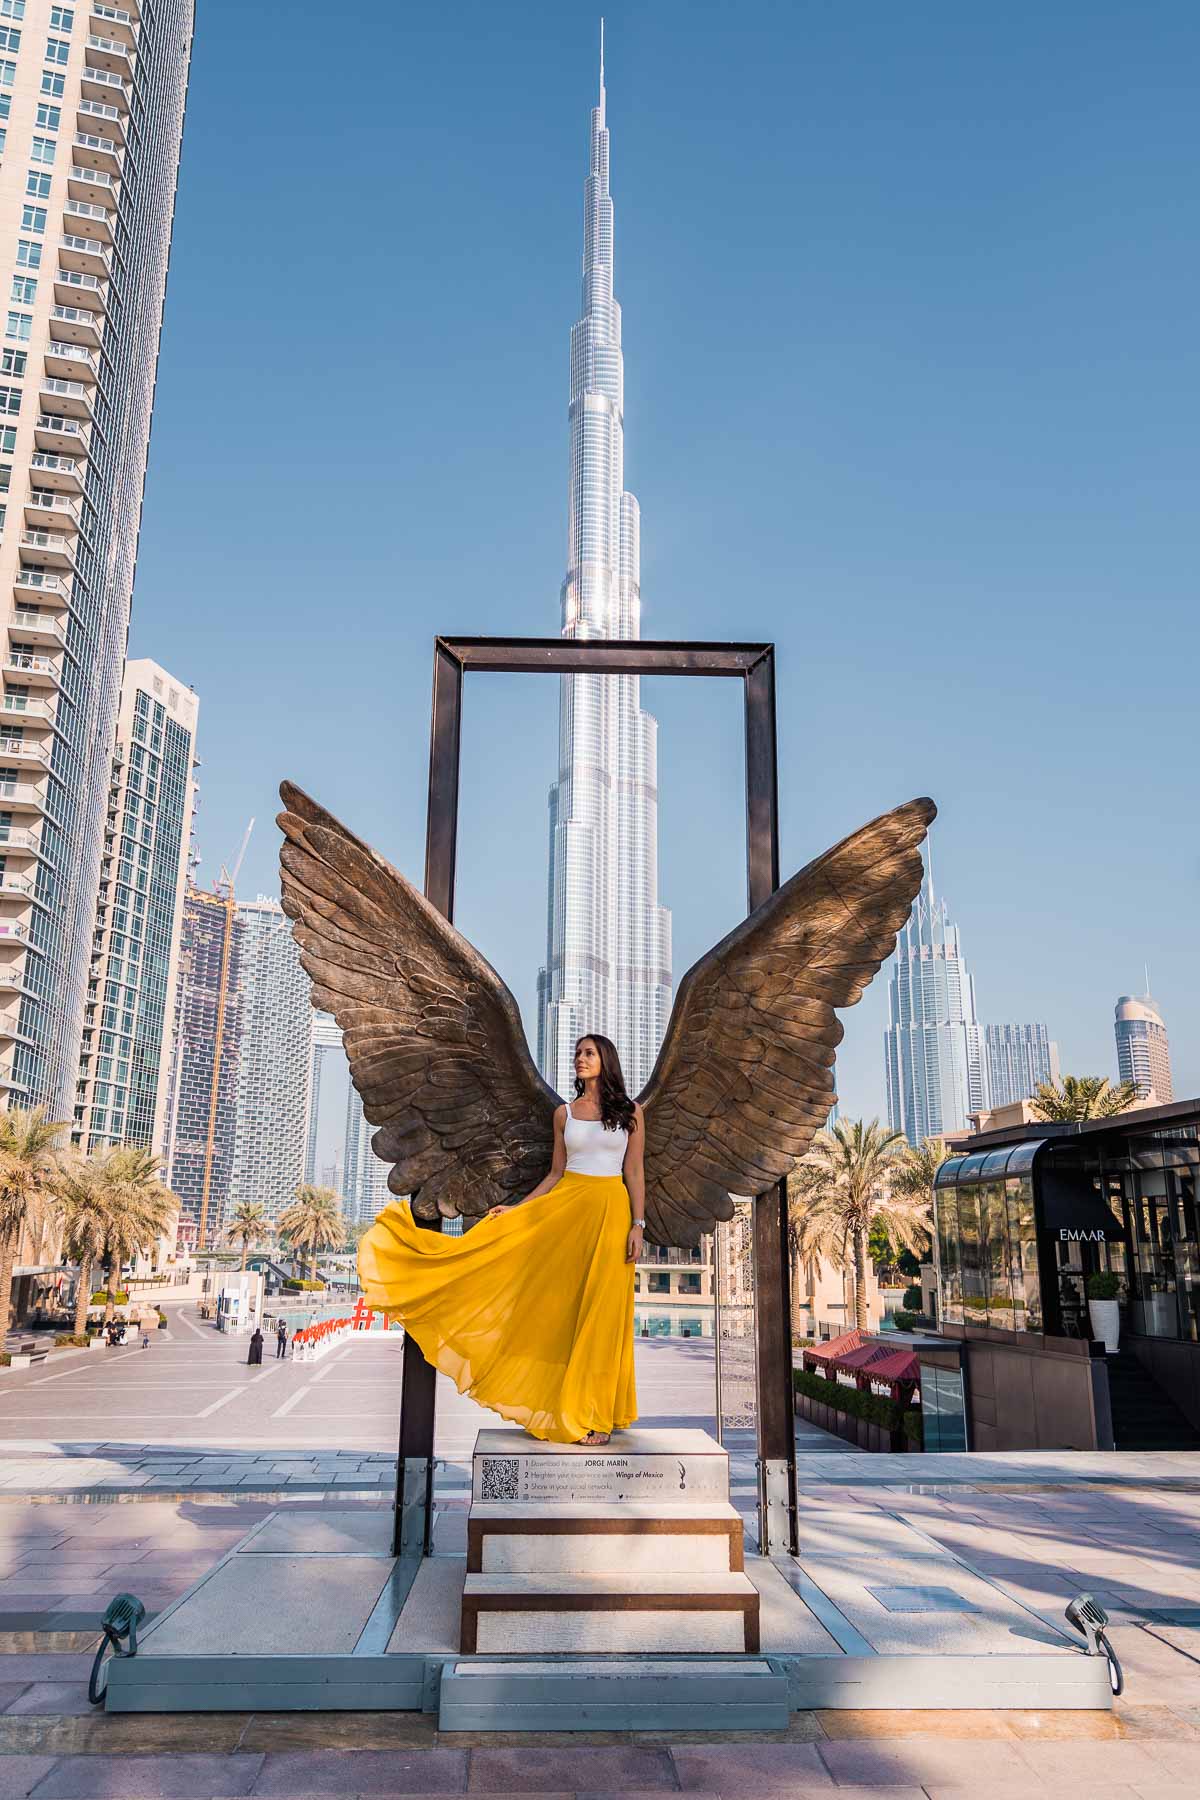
[0,0,193,1117]
[536,39,672,1099]
[226,897,312,1231]
[166,885,242,1248]
[1115,993,1173,1102]
[304,1008,342,1187]
[884,857,985,1146]
[984,1022,1059,1111]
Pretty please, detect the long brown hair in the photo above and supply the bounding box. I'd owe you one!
[573,1034,637,1135]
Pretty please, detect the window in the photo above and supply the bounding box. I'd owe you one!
[9,277,35,304]
[30,137,55,164]
[0,96,9,121]
[25,170,51,198]
[49,5,72,27]
[44,36,69,64]
[0,2,25,18]
[0,388,20,416]
[15,239,39,269]
[0,465,10,492]
[1,349,26,377]
[0,60,14,86]
[0,25,19,49]
[40,70,63,97]
[21,205,45,232]
[35,104,59,130]
[0,428,14,453]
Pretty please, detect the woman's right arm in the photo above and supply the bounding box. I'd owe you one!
[487,1106,567,1216]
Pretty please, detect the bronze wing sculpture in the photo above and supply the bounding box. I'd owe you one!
[277,783,935,1244]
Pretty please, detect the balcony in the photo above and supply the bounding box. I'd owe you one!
[13,568,71,611]
[86,33,135,77]
[35,413,90,455]
[45,339,98,383]
[40,379,92,424]
[0,690,53,725]
[0,732,51,765]
[49,305,103,351]
[54,268,108,312]
[90,4,139,48]
[3,653,61,692]
[19,531,75,572]
[69,162,117,200]
[28,455,84,498]
[65,199,114,247]
[72,130,123,178]
[26,493,81,536]
[0,780,50,814]
[81,62,129,109]
[0,874,37,900]
[59,235,111,280]
[0,821,44,853]
[78,97,125,143]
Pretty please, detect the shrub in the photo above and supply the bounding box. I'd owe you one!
[902,1408,923,1447]
[890,1309,921,1331]
[903,1284,924,1312]
[54,1333,93,1348]
[283,1277,325,1291]
[1087,1271,1120,1301]
[0,1352,9,1367]
[793,1367,905,1433]
[91,1290,128,1305]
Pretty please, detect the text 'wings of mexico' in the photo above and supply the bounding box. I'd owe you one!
[276,782,934,1444]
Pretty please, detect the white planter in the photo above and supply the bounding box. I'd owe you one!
[1089,1297,1120,1353]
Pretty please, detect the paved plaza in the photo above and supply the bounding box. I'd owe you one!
[2,1306,1200,1795]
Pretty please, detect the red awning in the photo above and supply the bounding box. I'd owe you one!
[805,1329,866,1367]
[834,1342,897,1374]
[863,1348,920,1385]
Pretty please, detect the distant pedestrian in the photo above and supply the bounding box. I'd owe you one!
[276,1322,288,1359]
[141,1328,150,1350]
[247,1327,264,1366]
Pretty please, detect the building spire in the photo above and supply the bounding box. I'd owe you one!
[599,17,606,120]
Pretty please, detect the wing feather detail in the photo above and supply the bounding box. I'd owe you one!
[638,798,935,1245]
[277,783,558,1220]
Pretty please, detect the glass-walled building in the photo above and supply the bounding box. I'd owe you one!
[934,1099,1200,1450]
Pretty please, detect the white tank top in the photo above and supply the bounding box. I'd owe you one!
[563,1099,629,1177]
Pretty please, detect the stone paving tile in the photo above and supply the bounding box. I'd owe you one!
[0,1682,30,1710]
[815,1739,1032,1785]
[250,1749,469,1794]
[1010,1740,1178,1782]
[3,1678,91,1715]
[31,1753,266,1796]
[670,1743,832,1789]
[0,1753,56,1799]
[815,1708,1017,1739]
[236,1713,438,1754]
[1140,1741,1200,1779]
[0,1655,92,1679]
[467,1747,678,1792]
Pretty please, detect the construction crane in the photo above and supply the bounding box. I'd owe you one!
[197,818,254,1249]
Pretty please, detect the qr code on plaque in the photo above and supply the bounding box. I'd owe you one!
[481,1457,520,1501]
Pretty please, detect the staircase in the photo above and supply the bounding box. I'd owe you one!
[1107,1350,1200,1451]
[441,1427,785,1730]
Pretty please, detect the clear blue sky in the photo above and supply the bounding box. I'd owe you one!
[130,0,1198,1123]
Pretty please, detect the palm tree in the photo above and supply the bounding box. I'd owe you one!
[1030,1075,1140,1122]
[223,1200,271,1271]
[277,1185,343,1281]
[56,1158,109,1338]
[892,1136,951,1208]
[92,1147,177,1323]
[787,1118,930,1331]
[0,1106,69,1341]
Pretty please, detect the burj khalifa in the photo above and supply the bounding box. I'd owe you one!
[537,33,672,1099]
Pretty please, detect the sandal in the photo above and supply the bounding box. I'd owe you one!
[575,1430,612,1447]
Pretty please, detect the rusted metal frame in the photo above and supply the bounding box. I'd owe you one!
[397,634,798,1560]
[743,648,797,1557]
[393,638,463,1557]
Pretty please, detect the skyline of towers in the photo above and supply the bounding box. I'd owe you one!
[536,40,672,1100]
[74,658,197,1155]
[1116,992,1174,1103]
[0,0,192,1120]
[166,883,241,1246]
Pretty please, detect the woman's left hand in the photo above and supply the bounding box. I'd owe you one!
[625,1222,644,1264]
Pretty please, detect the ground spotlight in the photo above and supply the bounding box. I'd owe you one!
[1065,1594,1123,1695]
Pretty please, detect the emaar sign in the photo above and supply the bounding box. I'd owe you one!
[1059,1227,1117,1244]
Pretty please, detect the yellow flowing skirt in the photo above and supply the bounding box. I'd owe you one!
[357,1171,638,1445]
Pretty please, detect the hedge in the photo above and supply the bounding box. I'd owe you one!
[903,1284,924,1311]
[903,1408,923,1447]
[54,1333,93,1348]
[793,1366,905,1433]
[890,1309,921,1331]
[91,1290,128,1305]
[283,1277,325,1291]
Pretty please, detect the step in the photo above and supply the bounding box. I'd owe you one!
[467,1501,745,1574]
[438,1656,788,1731]
[460,1571,760,1654]
[472,1427,730,1506]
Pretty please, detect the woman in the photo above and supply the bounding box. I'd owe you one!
[358,1034,644,1447]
